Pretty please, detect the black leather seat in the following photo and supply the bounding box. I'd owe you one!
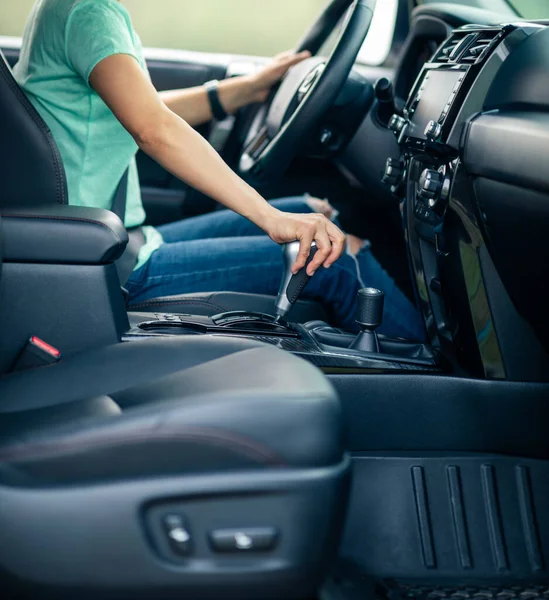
[0,342,348,599]
[0,337,342,481]
[0,51,327,323]
[0,215,348,598]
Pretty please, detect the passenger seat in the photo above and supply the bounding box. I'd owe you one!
[0,214,349,598]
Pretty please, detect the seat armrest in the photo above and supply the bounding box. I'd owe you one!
[0,205,128,264]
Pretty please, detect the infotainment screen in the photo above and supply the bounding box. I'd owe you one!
[407,69,464,140]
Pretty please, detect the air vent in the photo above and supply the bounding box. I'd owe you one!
[432,32,470,63]
[432,29,501,65]
[459,30,500,63]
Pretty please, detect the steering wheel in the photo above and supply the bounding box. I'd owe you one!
[238,0,375,183]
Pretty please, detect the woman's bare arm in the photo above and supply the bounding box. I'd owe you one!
[158,50,311,127]
[89,54,345,274]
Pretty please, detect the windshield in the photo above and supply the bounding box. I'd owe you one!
[416,0,549,20]
[507,0,549,18]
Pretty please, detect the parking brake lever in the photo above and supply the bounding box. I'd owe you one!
[275,241,318,322]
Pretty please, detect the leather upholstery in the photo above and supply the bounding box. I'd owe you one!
[0,336,341,484]
[1,205,128,264]
[0,52,68,209]
[130,291,331,322]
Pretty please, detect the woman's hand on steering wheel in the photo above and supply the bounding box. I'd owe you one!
[266,211,346,275]
[246,50,312,104]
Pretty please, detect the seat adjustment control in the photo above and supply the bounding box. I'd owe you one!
[209,528,278,553]
[162,514,192,556]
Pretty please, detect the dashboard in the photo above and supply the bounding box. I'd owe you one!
[343,4,549,383]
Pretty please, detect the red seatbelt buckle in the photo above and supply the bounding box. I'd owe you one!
[11,336,62,372]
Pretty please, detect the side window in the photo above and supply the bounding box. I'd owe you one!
[113,1,329,57]
[0,2,36,38]
[1,0,397,66]
[358,0,399,65]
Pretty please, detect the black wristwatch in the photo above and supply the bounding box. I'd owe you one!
[204,80,229,121]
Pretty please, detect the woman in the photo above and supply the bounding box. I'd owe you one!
[14,0,424,338]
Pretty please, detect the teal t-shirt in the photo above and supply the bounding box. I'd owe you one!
[14,0,163,270]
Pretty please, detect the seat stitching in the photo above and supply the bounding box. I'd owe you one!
[0,57,67,205]
[1,213,124,245]
[0,427,287,467]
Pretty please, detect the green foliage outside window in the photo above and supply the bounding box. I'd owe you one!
[0,0,329,56]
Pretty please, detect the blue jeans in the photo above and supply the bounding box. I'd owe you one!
[126,197,425,339]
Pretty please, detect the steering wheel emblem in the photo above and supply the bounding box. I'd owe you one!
[297,64,325,102]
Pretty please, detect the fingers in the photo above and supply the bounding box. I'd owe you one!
[293,227,315,274]
[275,50,311,69]
[263,51,312,89]
[307,218,331,276]
[276,49,311,60]
[324,222,346,268]
[291,215,345,275]
[274,50,294,61]
[286,50,312,67]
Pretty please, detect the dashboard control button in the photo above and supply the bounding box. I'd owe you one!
[389,114,407,136]
[382,158,403,187]
[424,120,442,141]
[162,514,192,556]
[209,528,278,553]
[418,169,444,203]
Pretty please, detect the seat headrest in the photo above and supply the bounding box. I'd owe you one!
[0,51,67,208]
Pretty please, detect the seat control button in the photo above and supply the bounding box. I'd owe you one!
[162,514,192,556]
[209,528,278,553]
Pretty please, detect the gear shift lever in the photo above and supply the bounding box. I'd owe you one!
[350,288,385,353]
[275,241,318,321]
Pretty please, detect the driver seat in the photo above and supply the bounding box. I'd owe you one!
[0,50,328,323]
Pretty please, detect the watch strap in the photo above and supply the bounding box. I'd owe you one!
[204,79,229,121]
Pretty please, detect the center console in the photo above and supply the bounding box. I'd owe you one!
[125,308,441,375]
[383,21,549,381]
[124,22,549,384]
[125,236,443,375]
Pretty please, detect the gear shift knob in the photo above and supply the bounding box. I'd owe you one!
[350,288,385,353]
[356,288,385,329]
[275,241,318,321]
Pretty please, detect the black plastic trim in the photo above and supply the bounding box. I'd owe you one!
[464,111,549,195]
[1,205,128,265]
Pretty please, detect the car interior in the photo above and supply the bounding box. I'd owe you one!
[0,0,548,598]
